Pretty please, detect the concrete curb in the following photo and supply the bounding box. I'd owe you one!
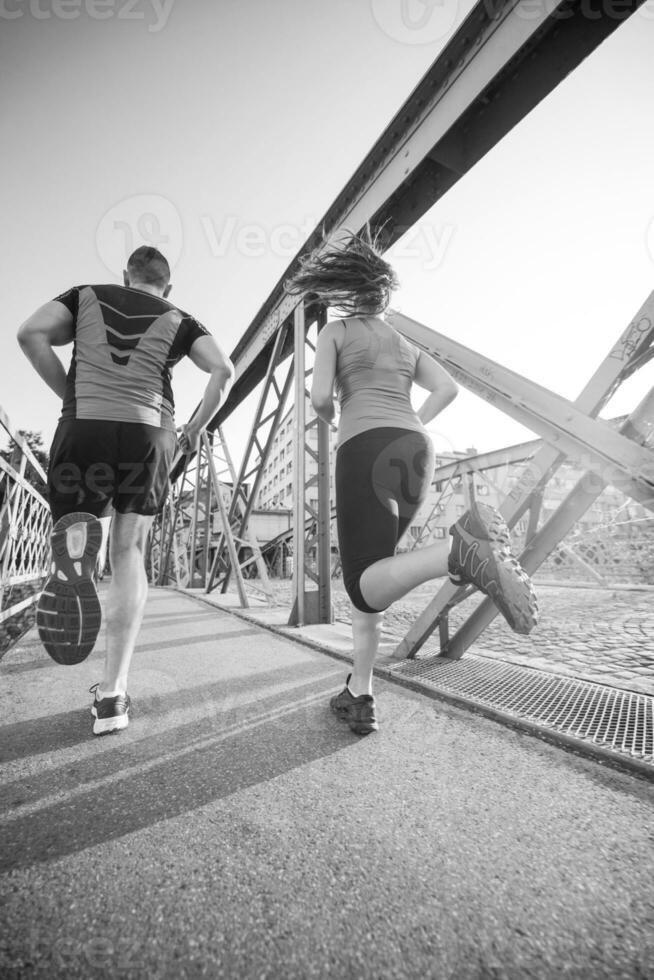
[171,587,654,784]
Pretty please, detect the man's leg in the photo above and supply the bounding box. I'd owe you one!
[38,420,112,665]
[100,511,154,695]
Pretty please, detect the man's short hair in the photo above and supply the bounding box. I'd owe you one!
[126,246,171,288]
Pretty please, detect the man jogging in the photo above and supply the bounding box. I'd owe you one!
[17,246,234,735]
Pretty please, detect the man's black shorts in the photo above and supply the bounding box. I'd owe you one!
[47,419,177,522]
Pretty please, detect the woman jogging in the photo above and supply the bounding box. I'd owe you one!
[286,231,537,736]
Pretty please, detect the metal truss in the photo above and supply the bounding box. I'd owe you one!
[152,0,646,641]
[158,302,334,622]
[151,446,202,589]
[204,302,333,624]
[0,408,51,625]
[388,292,654,660]
[153,432,272,607]
[409,440,542,550]
[203,429,273,605]
[148,493,185,588]
[553,491,654,586]
[206,320,295,599]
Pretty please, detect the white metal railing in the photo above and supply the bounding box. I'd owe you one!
[0,407,51,628]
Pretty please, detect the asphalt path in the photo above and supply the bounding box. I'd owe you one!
[1,588,653,980]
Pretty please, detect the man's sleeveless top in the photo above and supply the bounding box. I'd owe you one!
[53,284,210,431]
[334,317,424,446]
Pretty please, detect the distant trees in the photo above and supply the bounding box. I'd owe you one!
[1,430,49,499]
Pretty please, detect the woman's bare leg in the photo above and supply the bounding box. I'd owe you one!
[358,539,450,611]
[348,606,385,696]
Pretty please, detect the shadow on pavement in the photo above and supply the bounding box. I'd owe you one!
[139,611,230,629]
[1,656,58,676]
[0,621,258,677]
[1,666,354,872]
[136,626,260,655]
[0,661,333,767]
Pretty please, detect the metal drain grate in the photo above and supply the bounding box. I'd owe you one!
[393,656,654,766]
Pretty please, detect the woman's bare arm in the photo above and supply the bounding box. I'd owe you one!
[311,321,343,424]
[413,349,459,425]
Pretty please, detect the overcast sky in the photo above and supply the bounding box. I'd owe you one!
[2,0,653,462]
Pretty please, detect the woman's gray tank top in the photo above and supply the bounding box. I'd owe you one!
[334,317,424,446]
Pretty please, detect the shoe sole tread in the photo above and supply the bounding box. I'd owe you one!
[451,504,538,634]
[37,513,103,665]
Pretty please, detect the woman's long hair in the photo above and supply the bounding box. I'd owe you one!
[285,228,398,316]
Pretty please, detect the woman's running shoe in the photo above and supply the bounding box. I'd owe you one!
[89,683,130,736]
[448,502,538,635]
[36,512,103,664]
[330,674,379,735]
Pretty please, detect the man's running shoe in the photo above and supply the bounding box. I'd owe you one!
[90,683,130,736]
[36,512,103,665]
[330,674,379,735]
[448,501,538,635]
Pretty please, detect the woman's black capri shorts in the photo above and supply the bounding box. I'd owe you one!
[335,426,435,614]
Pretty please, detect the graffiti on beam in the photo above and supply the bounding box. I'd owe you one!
[610,316,652,363]
[446,365,498,405]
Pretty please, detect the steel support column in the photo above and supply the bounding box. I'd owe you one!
[289,305,307,626]
[288,306,334,627]
[315,310,333,623]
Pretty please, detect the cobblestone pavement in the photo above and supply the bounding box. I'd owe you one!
[270,580,654,697]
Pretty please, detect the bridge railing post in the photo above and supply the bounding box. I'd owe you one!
[0,408,51,628]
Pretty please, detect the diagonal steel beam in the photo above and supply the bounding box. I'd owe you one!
[388,312,654,509]
[201,432,248,607]
[389,292,654,659]
[431,439,543,484]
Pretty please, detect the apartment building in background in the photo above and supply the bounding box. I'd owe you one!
[255,398,337,513]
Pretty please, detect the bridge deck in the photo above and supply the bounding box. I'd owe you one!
[1,586,653,979]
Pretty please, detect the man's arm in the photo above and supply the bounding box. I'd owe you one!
[17,301,75,400]
[178,335,235,454]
